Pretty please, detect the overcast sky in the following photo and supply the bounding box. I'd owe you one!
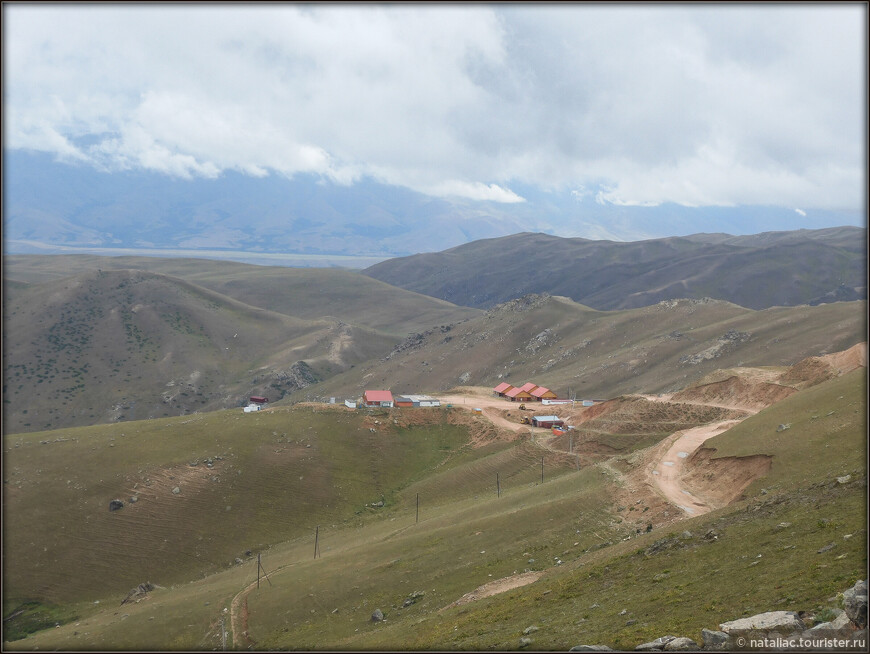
[4,3,867,213]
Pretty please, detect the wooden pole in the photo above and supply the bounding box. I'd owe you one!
[257,553,261,589]
[314,525,320,559]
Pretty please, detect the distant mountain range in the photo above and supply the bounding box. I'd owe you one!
[4,150,864,259]
[363,228,868,310]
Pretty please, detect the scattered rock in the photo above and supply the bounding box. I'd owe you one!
[700,629,730,650]
[817,543,836,554]
[569,646,613,652]
[523,625,539,635]
[663,637,698,651]
[703,529,720,541]
[403,590,425,608]
[720,610,806,635]
[171,487,181,495]
[370,609,384,622]
[806,608,851,634]
[518,637,533,648]
[128,496,138,504]
[776,423,791,432]
[843,580,868,628]
[108,499,125,511]
[634,635,676,651]
[121,581,155,605]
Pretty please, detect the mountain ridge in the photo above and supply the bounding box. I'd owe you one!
[362,227,867,310]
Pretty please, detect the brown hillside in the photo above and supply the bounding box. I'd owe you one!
[3,269,396,432]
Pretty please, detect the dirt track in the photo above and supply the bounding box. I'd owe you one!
[647,419,743,516]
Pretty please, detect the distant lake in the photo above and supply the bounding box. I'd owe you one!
[4,240,391,269]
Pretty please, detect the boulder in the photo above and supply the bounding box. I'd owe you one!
[634,635,675,651]
[370,608,384,622]
[108,499,124,511]
[720,611,806,635]
[663,637,698,651]
[172,486,181,494]
[569,646,613,652]
[806,608,852,635]
[843,580,868,628]
[700,629,731,650]
[518,637,533,648]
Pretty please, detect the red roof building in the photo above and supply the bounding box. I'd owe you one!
[363,390,394,407]
[530,386,558,401]
[505,386,534,402]
[493,382,514,396]
[518,382,539,394]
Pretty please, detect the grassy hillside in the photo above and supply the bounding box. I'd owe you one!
[310,294,866,401]
[2,269,397,432]
[5,366,864,651]
[2,405,471,608]
[3,254,481,337]
[362,229,867,310]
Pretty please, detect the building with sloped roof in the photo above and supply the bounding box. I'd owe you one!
[493,382,514,397]
[505,386,534,402]
[530,386,558,401]
[363,390,394,407]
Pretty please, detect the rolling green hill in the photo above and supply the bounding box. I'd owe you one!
[3,358,865,651]
[3,254,481,337]
[362,228,867,310]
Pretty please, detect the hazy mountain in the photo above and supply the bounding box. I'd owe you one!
[362,229,867,310]
[4,150,863,259]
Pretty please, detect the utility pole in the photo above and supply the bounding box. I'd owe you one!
[416,493,419,524]
[314,526,320,559]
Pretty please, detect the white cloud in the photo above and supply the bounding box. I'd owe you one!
[2,3,866,211]
[794,208,807,217]
[425,181,526,203]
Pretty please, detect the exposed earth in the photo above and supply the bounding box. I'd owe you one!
[427,343,867,606]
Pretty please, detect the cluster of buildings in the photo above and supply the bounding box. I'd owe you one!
[349,390,441,409]
[492,381,565,403]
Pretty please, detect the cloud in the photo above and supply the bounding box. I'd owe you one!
[795,208,807,217]
[3,4,866,211]
[424,181,526,203]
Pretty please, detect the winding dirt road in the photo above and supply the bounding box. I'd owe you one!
[647,419,743,516]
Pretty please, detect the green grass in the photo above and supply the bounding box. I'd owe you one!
[3,369,866,651]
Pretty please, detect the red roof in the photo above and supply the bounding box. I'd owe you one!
[493,382,513,393]
[518,382,538,393]
[530,386,552,398]
[364,390,393,403]
[505,387,532,398]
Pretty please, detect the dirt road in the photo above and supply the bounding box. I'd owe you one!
[647,419,743,516]
[438,393,551,434]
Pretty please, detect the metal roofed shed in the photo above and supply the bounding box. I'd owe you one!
[394,395,441,407]
[532,415,564,428]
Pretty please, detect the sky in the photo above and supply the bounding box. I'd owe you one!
[3,3,867,216]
